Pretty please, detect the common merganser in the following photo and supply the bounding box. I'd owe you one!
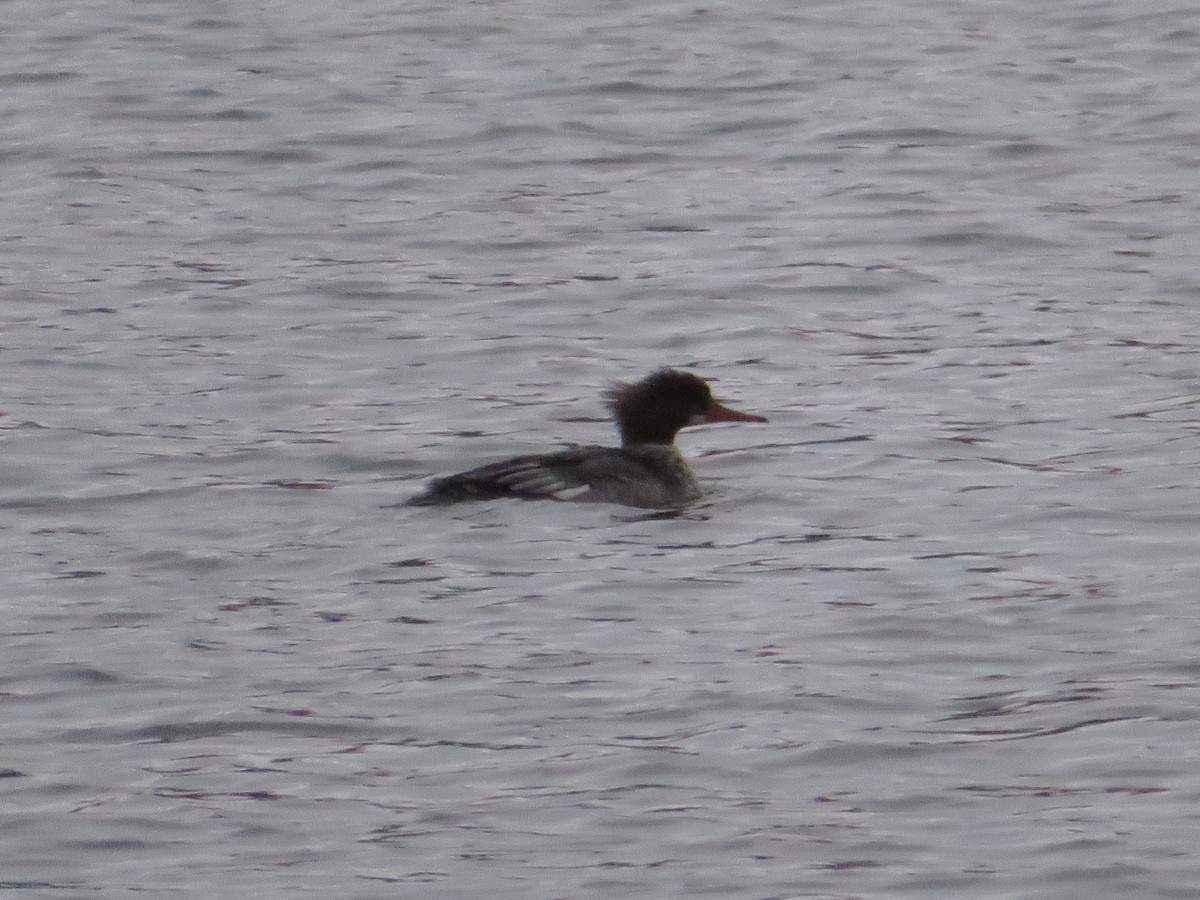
[406,368,767,509]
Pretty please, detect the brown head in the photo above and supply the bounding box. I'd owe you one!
[603,368,767,446]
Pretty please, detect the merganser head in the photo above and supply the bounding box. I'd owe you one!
[604,368,767,446]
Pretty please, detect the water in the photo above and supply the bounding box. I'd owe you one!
[3,0,1200,897]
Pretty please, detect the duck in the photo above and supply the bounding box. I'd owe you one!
[406,368,766,509]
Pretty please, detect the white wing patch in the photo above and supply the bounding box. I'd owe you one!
[493,461,588,500]
[552,485,592,500]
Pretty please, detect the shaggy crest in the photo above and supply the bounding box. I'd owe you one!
[604,368,714,445]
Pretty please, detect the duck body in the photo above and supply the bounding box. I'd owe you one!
[408,443,701,509]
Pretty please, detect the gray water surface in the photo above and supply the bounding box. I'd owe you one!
[4,1,1200,897]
